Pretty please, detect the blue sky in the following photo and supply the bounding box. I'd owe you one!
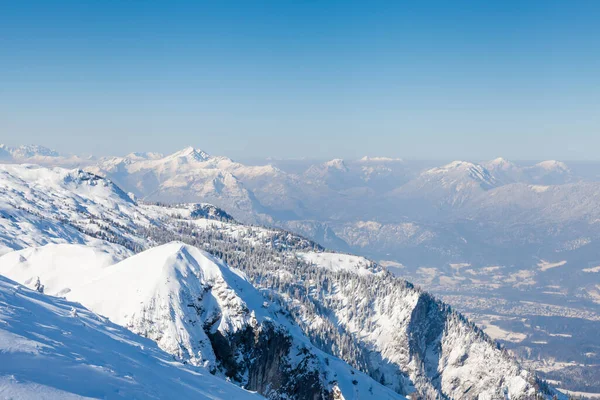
[1,1,599,160]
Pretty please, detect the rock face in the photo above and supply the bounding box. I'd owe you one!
[211,322,325,400]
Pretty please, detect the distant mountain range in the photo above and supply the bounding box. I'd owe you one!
[3,143,600,285]
[0,144,90,166]
[2,143,599,270]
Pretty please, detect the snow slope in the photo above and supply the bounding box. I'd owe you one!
[0,274,264,400]
[67,242,259,368]
[298,251,382,276]
[1,242,404,400]
[0,243,129,297]
[0,164,147,254]
[525,160,573,185]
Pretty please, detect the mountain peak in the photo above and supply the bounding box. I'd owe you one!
[0,144,61,159]
[535,160,569,172]
[359,156,402,163]
[486,157,516,170]
[125,151,164,160]
[0,275,264,400]
[324,158,348,171]
[438,160,476,170]
[65,241,256,366]
[423,160,497,190]
[94,241,220,282]
[169,146,211,162]
[489,157,508,165]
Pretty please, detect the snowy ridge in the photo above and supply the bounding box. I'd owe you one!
[142,202,236,222]
[297,251,383,276]
[275,253,554,398]
[420,160,498,190]
[0,164,147,255]
[483,157,523,184]
[358,156,403,163]
[124,151,164,160]
[305,159,349,178]
[0,144,59,158]
[0,243,130,296]
[323,159,349,171]
[68,242,258,368]
[0,275,264,399]
[162,146,211,162]
[535,160,569,172]
[1,242,404,400]
[524,160,573,185]
[390,160,500,212]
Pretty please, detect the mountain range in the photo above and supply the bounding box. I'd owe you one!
[0,161,560,399]
[2,143,599,395]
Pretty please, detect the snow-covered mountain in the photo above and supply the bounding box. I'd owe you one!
[0,144,59,159]
[0,274,264,399]
[356,156,406,188]
[0,164,147,255]
[483,157,523,184]
[305,159,349,180]
[3,145,598,394]
[523,160,574,185]
[303,157,410,193]
[0,163,560,399]
[391,161,499,212]
[88,147,278,223]
[84,146,584,230]
[0,144,88,166]
[1,242,402,399]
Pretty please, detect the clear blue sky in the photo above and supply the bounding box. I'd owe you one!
[1,0,599,160]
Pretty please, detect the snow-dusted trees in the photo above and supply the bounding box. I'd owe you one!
[133,219,552,398]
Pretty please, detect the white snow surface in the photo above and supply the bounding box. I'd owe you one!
[421,160,498,190]
[298,251,382,276]
[0,243,129,296]
[0,274,264,400]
